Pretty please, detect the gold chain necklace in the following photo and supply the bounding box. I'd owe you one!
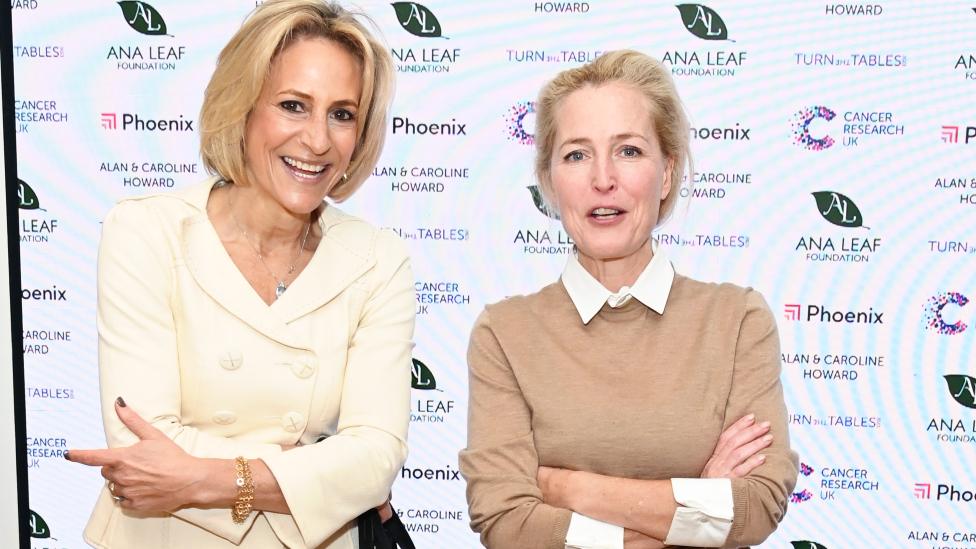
[228,192,312,300]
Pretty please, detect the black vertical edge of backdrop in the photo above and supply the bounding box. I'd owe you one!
[0,3,29,548]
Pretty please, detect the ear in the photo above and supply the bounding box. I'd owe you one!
[660,157,675,200]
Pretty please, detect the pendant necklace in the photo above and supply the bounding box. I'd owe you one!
[229,192,312,300]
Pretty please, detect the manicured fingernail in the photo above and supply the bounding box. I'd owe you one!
[116,396,127,408]
[763,434,773,442]
[758,455,766,462]
[746,414,755,422]
[760,421,771,429]
[63,450,70,461]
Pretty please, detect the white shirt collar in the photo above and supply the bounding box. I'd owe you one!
[561,241,675,324]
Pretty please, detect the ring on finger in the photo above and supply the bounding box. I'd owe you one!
[112,495,125,502]
[108,481,116,494]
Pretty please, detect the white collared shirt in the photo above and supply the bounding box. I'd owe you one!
[560,245,734,549]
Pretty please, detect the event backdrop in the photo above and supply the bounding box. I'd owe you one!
[12,1,976,547]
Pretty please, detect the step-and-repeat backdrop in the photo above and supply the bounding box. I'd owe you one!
[12,1,976,547]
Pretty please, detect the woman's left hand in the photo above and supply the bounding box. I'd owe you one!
[537,466,575,509]
[66,398,205,513]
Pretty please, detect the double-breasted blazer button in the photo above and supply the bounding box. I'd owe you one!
[281,412,305,433]
[290,360,316,379]
[213,411,237,425]
[219,351,243,370]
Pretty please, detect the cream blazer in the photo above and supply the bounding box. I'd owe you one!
[83,177,414,549]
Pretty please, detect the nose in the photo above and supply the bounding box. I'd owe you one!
[591,154,617,193]
[300,119,331,156]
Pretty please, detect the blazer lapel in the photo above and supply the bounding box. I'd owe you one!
[272,207,375,323]
[181,212,311,351]
[179,185,374,347]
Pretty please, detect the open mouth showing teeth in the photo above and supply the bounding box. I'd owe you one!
[283,156,327,179]
[591,207,622,218]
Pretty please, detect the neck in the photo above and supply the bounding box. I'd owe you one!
[227,184,313,252]
[577,241,652,293]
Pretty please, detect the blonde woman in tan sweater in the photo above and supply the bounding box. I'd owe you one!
[460,50,798,549]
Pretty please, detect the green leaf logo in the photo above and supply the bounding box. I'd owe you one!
[28,510,51,539]
[117,1,169,36]
[676,4,731,41]
[944,374,976,409]
[812,191,869,229]
[790,543,827,549]
[391,2,446,38]
[527,186,560,220]
[18,179,43,211]
[411,358,439,390]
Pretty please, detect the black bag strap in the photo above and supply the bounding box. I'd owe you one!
[381,507,416,549]
[357,506,415,549]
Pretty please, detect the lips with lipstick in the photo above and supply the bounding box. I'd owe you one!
[283,156,329,180]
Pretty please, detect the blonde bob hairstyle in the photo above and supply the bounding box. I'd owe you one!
[534,49,692,227]
[199,0,394,201]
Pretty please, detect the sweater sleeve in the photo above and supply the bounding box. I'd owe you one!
[723,290,799,547]
[458,308,572,549]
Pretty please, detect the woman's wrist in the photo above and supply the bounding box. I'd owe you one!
[183,458,237,507]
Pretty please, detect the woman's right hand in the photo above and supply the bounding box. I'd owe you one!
[701,413,772,479]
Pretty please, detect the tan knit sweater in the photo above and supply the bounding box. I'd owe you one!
[459,275,798,548]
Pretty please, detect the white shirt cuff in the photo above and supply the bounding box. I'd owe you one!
[566,512,624,549]
[664,478,734,547]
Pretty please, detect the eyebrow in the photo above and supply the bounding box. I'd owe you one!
[558,132,649,148]
[276,89,360,108]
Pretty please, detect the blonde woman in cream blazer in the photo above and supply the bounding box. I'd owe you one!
[67,2,412,548]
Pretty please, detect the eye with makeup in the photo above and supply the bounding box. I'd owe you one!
[279,99,306,114]
[330,108,357,123]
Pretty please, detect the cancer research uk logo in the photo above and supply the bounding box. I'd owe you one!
[791,106,904,149]
[794,191,880,263]
[664,5,746,78]
[108,1,186,72]
[390,2,460,74]
[789,461,879,505]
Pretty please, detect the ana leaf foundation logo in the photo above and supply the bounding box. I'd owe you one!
[676,4,732,41]
[792,106,836,150]
[527,186,560,219]
[923,291,969,335]
[504,100,536,146]
[791,543,828,549]
[18,179,44,210]
[812,191,869,228]
[117,1,170,36]
[392,2,447,38]
[411,358,440,390]
[28,509,51,539]
[944,374,976,409]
